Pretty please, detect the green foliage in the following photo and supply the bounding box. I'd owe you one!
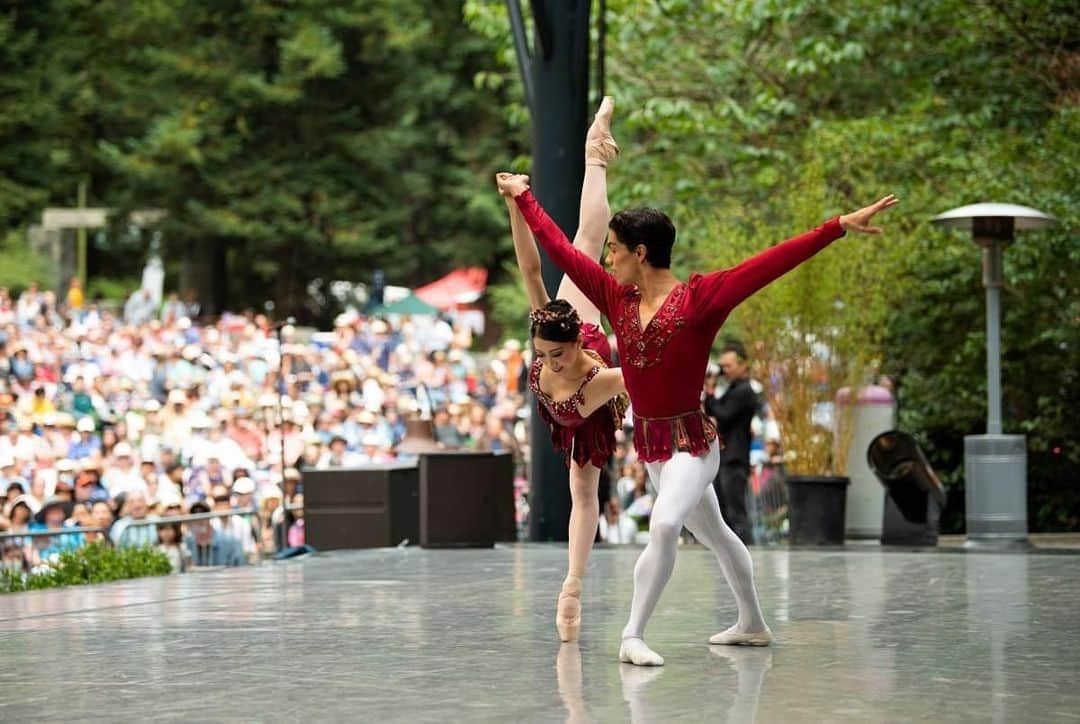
[488,260,533,343]
[0,1,520,318]
[1,541,173,594]
[85,275,136,303]
[468,0,1078,518]
[0,231,52,294]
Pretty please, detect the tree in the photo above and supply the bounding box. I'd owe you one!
[2,1,521,319]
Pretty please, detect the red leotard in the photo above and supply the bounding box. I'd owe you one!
[529,323,627,469]
[515,190,845,462]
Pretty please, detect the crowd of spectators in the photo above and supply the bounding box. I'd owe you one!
[0,281,534,575]
[0,276,797,579]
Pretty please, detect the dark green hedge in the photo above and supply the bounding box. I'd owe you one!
[1,541,172,593]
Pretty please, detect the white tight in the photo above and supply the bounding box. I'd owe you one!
[622,439,767,639]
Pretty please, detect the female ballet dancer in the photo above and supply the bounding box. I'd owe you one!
[500,157,898,665]
[495,97,626,643]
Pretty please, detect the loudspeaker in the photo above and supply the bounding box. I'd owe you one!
[303,464,419,550]
[419,452,514,548]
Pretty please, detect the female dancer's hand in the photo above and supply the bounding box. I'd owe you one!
[495,172,531,198]
[839,194,900,234]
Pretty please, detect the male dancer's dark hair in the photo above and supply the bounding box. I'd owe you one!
[608,207,676,268]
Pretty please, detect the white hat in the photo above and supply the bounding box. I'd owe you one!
[76,417,95,433]
[113,442,134,457]
[167,389,187,405]
[260,485,284,502]
[4,494,40,517]
[55,458,76,472]
[156,490,183,508]
[143,399,162,413]
[189,411,213,429]
[232,476,256,495]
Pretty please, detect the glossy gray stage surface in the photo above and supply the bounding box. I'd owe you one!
[2,545,1078,723]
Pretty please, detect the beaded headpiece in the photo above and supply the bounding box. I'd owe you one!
[529,306,581,326]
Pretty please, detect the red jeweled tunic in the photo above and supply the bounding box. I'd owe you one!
[515,190,846,462]
[530,323,628,469]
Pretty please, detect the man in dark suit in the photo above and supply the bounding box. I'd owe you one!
[705,341,759,544]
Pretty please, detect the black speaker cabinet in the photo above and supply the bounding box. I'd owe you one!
[419,451,515,548]
[303,464,419,550]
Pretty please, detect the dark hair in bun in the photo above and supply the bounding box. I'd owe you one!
[529,299,581,343]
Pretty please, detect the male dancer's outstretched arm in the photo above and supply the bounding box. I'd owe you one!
[696,195,900,327]
[502,176,621,322]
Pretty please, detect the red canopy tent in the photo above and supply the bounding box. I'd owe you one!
[414,267,488,312]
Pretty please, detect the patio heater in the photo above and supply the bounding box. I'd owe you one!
[930,203,1054,549]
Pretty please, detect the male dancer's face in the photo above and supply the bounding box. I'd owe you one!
[604,233,642,286]
[532,338,581,376]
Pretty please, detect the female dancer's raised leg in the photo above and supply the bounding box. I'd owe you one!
[554,95,617,329]
[554,97,619,642]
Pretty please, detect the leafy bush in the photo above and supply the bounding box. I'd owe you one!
[1,541,172,594]
[0,230,51,294]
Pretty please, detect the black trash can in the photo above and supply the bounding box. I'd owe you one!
[867,431,946,546]
[786,475,850,546]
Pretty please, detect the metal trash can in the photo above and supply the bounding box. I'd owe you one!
[964,434,1028,548]
[867,431,946,546]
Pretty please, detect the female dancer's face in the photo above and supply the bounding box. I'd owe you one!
[532,337,582,376]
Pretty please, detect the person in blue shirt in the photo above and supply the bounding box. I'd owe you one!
[183,501,247,567]
[28,496,85,563]
[67,417,102,460]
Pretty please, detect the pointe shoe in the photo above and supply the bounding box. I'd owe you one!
[556,576,582,643]
[585,96,619,167]
[619,637,665,666]
[708,626,773,647]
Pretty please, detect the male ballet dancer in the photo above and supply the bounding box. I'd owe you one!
[499,143,897,666]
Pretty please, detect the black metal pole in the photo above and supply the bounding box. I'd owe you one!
[508,0,592,541]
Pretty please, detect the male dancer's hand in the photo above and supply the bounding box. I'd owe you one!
[495,172,531,198]
[839,194,900,234]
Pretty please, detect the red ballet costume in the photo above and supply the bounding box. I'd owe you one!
[514,189,845,462]
[530,322,626,469]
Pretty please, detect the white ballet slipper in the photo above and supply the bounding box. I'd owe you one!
[618,637,665,666]
[708,626,773,647]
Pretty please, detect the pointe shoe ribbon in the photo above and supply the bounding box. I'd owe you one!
[585,138,619,167]
[556,576,582,643]
[708,628,773,647]
[585,96,619,167]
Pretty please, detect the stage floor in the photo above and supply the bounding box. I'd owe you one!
[2,544,1078,723]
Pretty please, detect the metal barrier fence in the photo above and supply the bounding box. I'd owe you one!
[748,463,789,544]
[1,504,304,570]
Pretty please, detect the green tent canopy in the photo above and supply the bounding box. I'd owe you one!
[373,293,439,316]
